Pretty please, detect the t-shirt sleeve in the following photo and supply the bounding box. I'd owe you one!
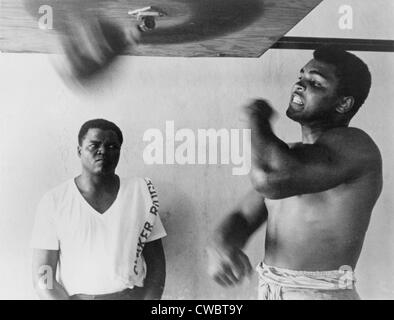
[143,178,167,242]
[30,193,59,250]
[147,212,167,242]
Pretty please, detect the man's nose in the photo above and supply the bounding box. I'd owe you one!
[295,81,306,92]
[96,145,106,155]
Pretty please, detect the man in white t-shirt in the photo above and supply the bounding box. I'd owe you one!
[31,119,167,300]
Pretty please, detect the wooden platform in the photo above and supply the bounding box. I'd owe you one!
[0,0,322,57]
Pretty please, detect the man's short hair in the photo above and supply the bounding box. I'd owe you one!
[78,119,123,146]
[313,45,372,114]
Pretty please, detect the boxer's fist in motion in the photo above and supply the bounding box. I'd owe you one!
[245,99,276,124]
[60,15,140,81]
[207,243,252,287]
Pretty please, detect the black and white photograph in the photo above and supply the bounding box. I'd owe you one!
[0,0,393,303]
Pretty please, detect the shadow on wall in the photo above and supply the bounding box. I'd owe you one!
[153,175,259,299]
[153,179,202,299]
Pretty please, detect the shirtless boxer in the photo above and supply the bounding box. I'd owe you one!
[207,45,383,299]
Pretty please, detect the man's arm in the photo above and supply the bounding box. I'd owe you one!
[140,239,166,300]
[207,189,268,287]
[32,249,70,300]
[247,100,382,199]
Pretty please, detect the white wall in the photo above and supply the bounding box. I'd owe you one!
[0,0,393,299]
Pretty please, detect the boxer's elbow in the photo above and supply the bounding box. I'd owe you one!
[250,168,290,199]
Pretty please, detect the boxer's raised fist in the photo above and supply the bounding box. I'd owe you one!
[59,15,140,81]
[245,99,276,122]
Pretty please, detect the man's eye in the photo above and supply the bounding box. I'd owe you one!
[311,81,321,87]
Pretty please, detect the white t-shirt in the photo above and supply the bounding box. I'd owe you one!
[31,177,166,295]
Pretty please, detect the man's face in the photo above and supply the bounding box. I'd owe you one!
[286,59,341,124]
[78,128,121,176]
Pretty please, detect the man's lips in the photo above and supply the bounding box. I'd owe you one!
[291,93,304,105]
[290,93,304,111]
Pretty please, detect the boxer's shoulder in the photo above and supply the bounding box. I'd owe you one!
[319,126,372,141]
[318,127,380,155]
[317,127,382,175]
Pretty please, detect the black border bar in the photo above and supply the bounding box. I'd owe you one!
[272,37,394,52]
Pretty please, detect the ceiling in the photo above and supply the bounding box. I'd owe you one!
[1,0,323,57]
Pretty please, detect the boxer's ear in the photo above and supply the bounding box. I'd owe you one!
[336,96,354,114]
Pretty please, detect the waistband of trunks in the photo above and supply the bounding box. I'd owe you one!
[70,287,137,300]
[256,261,356,290]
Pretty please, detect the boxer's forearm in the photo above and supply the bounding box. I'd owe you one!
[142,266,165,300]
[214,212,256,249]
[32,250,69,300]
[142,240,166,300]
[35,281,70,300]
[250,116,292,173]
[142,277,165,300]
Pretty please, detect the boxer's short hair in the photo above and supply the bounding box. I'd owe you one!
[314,45,371,114]
[78,119,123,146]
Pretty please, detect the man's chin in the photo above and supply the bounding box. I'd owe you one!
[94,169,115,176]
[286,106,301,121]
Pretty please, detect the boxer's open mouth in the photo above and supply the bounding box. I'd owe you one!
[292,94,304,106]
[290,94,304,111]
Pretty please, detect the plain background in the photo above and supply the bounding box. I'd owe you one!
[0,0,393,299]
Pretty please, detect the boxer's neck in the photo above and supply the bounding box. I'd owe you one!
[301,122,347,144]
[77,172,119,193]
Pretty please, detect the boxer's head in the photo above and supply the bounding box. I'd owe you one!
[287,45,371,125]
[77,119,123,176]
